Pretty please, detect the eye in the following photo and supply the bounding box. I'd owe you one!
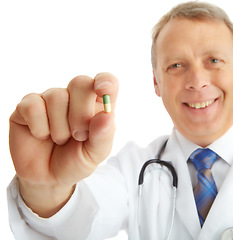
[210,58,219,64]
[170,63,181,69]
[166,62,184,74]
[206,57,224,69]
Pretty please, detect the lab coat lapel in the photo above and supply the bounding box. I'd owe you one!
[198,163,233,239]
[165,133,201,239]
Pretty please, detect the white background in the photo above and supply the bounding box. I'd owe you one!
[0,0,231,239]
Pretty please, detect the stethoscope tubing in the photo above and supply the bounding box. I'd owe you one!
[138,159,178,188]
[137,139,178,240]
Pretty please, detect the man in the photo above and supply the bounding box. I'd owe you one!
[7,1,233,239]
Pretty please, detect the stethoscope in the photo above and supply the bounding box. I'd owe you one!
[137,139,233,240]
[137,139,177,240]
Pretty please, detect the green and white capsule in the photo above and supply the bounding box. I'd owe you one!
[103,94,111,113]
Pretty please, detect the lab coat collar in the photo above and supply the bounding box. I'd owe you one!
[164,130,201,239]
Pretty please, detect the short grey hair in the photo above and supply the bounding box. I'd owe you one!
[151,1,233,69]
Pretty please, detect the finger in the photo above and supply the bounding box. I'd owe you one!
[67,75,96,141]
[51,111,116,185]
[42,88,71,145]
[11,93,50,140]
[94,72,119,112]
[84,111,115,164]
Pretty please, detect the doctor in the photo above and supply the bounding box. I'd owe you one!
[7,1,233,239]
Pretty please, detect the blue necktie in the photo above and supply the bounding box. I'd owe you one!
[190,148,218,227]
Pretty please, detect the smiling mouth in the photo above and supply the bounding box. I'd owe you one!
[186,99,215,109]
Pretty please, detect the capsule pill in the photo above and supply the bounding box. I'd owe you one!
[103,94,111,113]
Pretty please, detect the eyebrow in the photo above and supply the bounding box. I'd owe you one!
[163,50,225,63]
[202,50,222,56]
[163,56,184,65]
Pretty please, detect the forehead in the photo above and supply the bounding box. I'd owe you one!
[155,18,233,62]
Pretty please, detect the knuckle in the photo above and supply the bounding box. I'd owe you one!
[18,94,45,120]
[43,88,69,106]
[17,93,50,139]
[68,75,93,90]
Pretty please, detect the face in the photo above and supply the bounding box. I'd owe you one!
[153,18,233,147]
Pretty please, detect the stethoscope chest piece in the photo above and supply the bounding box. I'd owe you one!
[221,228,233,240]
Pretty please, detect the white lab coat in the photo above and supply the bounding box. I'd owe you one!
[7,129,233,240]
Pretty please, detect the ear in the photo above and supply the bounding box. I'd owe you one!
[153,69,161,97]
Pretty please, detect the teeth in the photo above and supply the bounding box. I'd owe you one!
[188,100,214,109]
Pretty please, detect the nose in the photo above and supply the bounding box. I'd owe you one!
[185,64,210,90]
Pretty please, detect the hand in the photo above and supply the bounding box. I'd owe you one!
[9,73,118,217]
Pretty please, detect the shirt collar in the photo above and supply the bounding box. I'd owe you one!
[175,127,233,166]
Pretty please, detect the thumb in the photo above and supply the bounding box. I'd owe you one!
[50,111,115,185]
[85,111,115,164]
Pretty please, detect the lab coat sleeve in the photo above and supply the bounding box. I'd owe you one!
[7,160,129,240]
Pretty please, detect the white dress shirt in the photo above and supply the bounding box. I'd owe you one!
[175,127,233,190]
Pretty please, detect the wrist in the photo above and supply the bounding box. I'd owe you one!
[18,176,76,218]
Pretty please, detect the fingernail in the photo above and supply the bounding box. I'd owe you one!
[96,81,112,90]
[73,130,89,141]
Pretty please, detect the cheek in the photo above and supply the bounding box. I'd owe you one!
[213,70,233,109]
[160,78,181,102]
[160,79,187,124]
[217,66,233,89]
[160,84,179,116]
[155,70,185,111]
